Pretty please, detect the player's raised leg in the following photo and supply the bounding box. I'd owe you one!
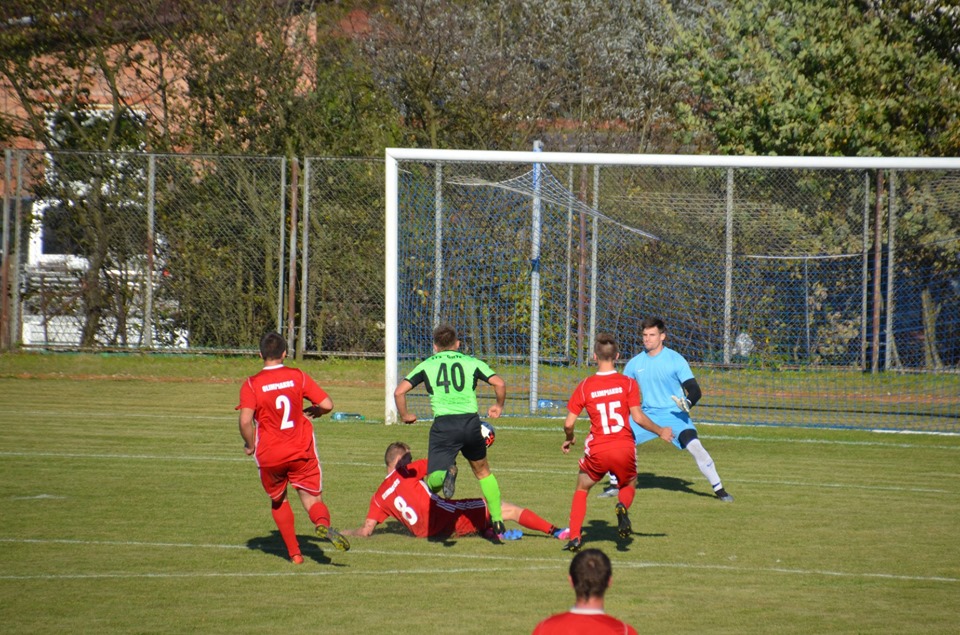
[297,487,350,551]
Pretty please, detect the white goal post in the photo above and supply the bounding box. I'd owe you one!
[384,148,960,426]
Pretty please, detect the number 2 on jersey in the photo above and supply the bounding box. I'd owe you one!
[275,394,294,429]
[598,400,625,434]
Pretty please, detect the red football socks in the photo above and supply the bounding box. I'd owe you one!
[307,501,331,528]
[271,500,300,558]
[569,489,588,538]
[617,486,636,510]
[518,508,554,534]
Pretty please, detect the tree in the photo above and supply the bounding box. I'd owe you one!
[0,2,170,345]
[362,0,516,149]
[362,0,687,152]
[666,0,960,157]
[665,0,960,369]
[0,1,188,150]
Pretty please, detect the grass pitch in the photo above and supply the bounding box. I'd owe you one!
[0,352,958,634]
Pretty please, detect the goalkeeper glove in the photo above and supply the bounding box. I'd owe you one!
[671,395,691,413]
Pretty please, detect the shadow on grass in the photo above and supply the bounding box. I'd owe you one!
[246,532,346,566]
[636,472,715,499]
[578,501,671,553]
[427,535,461,548]
[579,519,637,553]
[374,519,459,545]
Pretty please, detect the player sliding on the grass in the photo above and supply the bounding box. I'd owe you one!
[237,331,350,564]
[394,324,509,535]
[601,317,733,502]
[560,333,674,552]
[342,442,568,542]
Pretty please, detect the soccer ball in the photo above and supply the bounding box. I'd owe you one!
[480,421,495,448]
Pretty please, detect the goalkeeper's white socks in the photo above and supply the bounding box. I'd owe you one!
[685,439,724,491]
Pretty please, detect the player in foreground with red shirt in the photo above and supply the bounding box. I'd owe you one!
[343,441,569,541]
[561,333,674,552]
[531,548,638,635]
[237,331,349,563]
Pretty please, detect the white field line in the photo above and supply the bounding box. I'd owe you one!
[3,411,959,440]
[0,450,956,494]
[3,421,960,451]
[0,539,955,584]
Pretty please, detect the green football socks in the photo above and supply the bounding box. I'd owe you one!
[426,469,446,493]
[478,473,503,522]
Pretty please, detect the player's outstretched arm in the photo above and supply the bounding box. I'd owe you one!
[631,406,673,443]
[305,397,334,418]
[394,380,417,424]
[238,408,257,455]
[341,518,379,537]
[561,411,578,453]
[486,375,506,419]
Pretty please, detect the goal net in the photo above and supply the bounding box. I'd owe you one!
[385,149,960,432]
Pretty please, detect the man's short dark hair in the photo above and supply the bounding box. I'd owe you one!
[570,548,612,600]
[384,441,411,467]
[641,317,666,332]
[433,324,458,349]
[259,331,287,361]
[594,332,618,361]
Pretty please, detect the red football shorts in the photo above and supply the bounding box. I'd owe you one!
[578,443,637,485]
[452,501,490,537]
[258,458,322,501]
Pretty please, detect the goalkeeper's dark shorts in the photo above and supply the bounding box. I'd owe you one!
[427,413,486,473]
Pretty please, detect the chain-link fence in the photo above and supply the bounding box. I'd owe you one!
[2,150,286,351]
[299,157,385,356]
[390,155,960,431]
[3,149,958,430]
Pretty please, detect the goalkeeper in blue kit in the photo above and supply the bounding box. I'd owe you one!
[604,317,733,502]
[394,324,510,534]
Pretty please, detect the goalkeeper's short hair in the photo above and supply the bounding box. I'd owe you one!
[641,317,666,332]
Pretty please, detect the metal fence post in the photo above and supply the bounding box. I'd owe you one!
[299,157,310,357]
[276,157,286,334]
[860,171,870,371]
[723,167,734,365]
[11,151,23,349]
[885,170,898,370]
[143,154,156,349]
[286,157,298,355]
[1,149,11,350]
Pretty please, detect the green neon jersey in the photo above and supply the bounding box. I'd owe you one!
[403,349,497,416]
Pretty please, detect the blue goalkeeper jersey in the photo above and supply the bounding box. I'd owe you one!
[622,346,695,414]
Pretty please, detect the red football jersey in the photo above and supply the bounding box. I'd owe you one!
[238,364,330,467]
[567,370,641,453]
[532,609,638,635]
[366,459,488,538]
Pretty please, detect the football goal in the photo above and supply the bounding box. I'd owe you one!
[384,148,960,432]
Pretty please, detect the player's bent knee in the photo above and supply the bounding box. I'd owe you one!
[678,428,698,450]
[469,457,491,478]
